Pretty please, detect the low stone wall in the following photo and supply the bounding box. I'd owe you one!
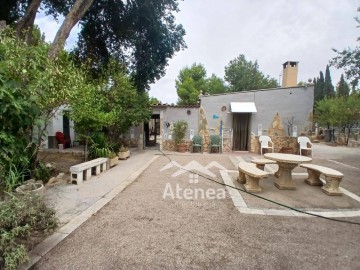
[250,135,300,155]
[162,140,192,152]
[162,138,232,153]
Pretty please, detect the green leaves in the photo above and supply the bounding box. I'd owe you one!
[315,94,360,132]
[0,195,58,270]
[176,63,207,105]
[224,54,277,92]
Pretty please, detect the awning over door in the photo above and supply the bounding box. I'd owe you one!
[230,102,257,113]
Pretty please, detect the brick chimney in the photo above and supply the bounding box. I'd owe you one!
[282,61,298,87]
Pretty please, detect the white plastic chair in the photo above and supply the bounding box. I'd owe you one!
[259,135,274,155]
[297,136,313,157]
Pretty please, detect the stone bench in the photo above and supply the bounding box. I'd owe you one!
[300,164,344,196]
[251,158,276,170]
[70,158,108,184]
[237,162,269,193]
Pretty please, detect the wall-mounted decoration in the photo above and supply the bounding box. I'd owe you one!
[292,125,298,137]
[187,110,191,115]
[221,106,227,112]
[189,129,194,140]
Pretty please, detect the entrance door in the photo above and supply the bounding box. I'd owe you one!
[232,113,250,151]
[63,115,70,139]
[145,114,160,147]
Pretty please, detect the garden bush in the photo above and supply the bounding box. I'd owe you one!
[0,194,58,270]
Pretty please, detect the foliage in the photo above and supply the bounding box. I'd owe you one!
[32,162,51,183]
[3,163,29,193]
[69,66,151,142]
[331,46,360,90]
[176,63,207,105]
[173,120,188,145]
[315,94,360,144]
[72,0,186,91]
[337,74,350,97]
[204,74,228,95]
[103,72,152,140]
[150,97,160,105]
[224,54,277,92]
[314,71,325,103]
[0,29,88,188]
[0,194,58,270]
[2,0,186,90]
[330,7,360,90]
[119,145,129,152]
[88,132,113,159]
[323,65,335,97]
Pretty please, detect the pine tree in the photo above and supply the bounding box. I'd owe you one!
[337,74,350,97]
[323,65,335,97]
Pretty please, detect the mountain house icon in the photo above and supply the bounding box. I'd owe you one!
[159,160,226,178]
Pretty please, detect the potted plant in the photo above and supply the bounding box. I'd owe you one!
[118,145,130,160]
[108,151,119,167]
[15,179,45,197]
[280,136,294,154]
[173,120,188,153]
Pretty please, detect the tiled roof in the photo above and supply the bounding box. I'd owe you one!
[151,103,200,108]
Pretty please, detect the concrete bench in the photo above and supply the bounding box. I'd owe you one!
[70,158,108,184]
[251,158,276,170]
[237,162,269,193]
[300,164,344,196]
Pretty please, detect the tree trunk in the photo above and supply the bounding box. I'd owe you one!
[48,0,94,59]
[15,0,42,43]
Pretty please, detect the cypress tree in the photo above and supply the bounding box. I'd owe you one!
[314,71,325,102]
[336,74,350,97]
[323,65,335,97]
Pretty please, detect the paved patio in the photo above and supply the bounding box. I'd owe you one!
[23,144,360,270]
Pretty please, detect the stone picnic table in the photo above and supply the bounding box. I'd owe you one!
[264,153,312,190]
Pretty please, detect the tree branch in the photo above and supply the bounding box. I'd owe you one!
[48,0,94,59]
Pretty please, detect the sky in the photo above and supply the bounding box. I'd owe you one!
[35,0,359,103]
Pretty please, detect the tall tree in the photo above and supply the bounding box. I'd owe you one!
[323,65,335,97]
[1,0,186,87]
[337,74,350,97]
[314,71,325,103]
[73,0,186,91]
[176,63,207,105]
[331,7,360,90]
[224,54,277,92]
[315,94,360,144]
[48,0,94,59]
[204,74,228,95]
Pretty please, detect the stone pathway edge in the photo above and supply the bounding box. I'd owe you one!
[20,155,160,270]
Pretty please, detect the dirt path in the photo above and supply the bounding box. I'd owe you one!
[33,154,360,270]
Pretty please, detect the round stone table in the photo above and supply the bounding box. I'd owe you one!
[264,153,312,190]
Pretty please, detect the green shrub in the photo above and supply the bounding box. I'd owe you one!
[88,132,114,159]
[0,194,58,270]
[32,162,51,183]
[4,163,29,193]
[173,120,188,145]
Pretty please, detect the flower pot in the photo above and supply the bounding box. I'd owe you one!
[118,150,130,160]
[15,181,45,197]
[109,157,119,167]
[280,147,294,154]
[177,143,187,153]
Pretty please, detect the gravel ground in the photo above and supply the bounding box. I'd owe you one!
[34,154,360,270]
